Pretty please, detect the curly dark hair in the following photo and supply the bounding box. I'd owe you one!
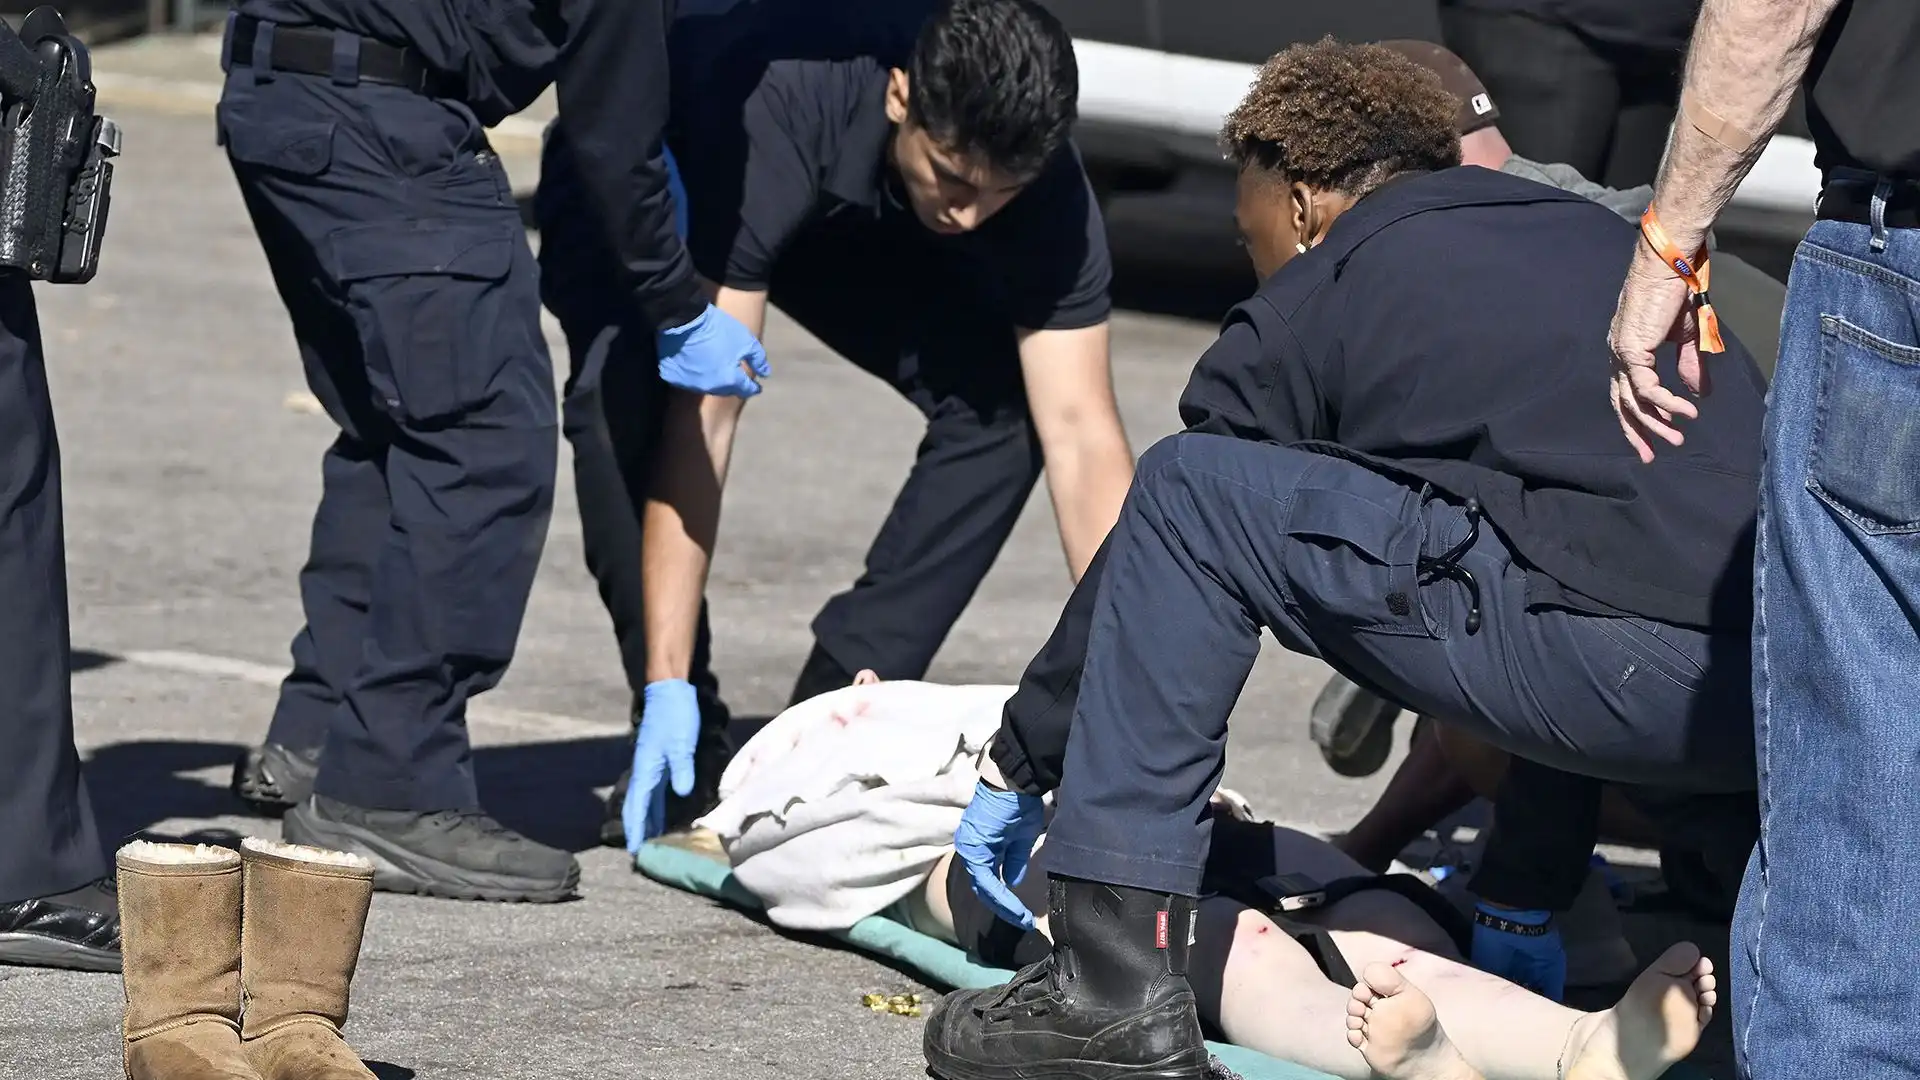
[1221,38,1462,196]
[907,0,1078,180]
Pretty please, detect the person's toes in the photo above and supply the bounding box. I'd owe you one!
[1346,963,1481,1080]
[1576,942,1715,1080]
[1654,941,1703,977]
[1361,961,1411,999]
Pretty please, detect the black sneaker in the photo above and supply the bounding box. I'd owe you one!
[0,876,121,973]
[284,795,580,903]
[924,877,1209,1080]
[230,742,322,817]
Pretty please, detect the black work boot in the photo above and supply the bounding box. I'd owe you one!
[229,742,322,817]
[924,877,1210,1080]
[283,794,580,903]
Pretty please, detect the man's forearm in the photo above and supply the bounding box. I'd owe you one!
[1018,322,1133,583]
[1648,0,1845,252]
[641,283,766,685]
[642,391,746,682]
[1043,435,1133,582]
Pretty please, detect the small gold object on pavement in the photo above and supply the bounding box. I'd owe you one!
[860,992,925,1017]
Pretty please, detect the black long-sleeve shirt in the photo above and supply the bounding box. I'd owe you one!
[237,0,707,331]
[992,166,1768,796]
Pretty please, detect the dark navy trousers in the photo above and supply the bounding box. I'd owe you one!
[1047,433,1757,901]
[535,130,1043,692]
[0,273,108,903]
[217,49,556,813]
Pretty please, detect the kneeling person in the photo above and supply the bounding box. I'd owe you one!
[931,39,1764,1078]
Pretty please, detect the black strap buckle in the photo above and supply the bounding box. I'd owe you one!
[1418,497,1483,634]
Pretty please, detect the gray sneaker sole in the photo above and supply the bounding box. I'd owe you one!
[0,932,121,973]
[284,806,580,904]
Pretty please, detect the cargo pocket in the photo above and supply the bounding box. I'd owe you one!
[1280,471,1430,638]
[217,101,334,177]
[324,219,518,425]
[1807,315,1920,536]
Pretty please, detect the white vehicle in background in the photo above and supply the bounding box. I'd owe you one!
[1041,0,1819,268]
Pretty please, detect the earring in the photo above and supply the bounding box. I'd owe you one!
[1295,241,1309,254]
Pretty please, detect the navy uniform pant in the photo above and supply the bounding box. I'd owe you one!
[217,51,556,813]
[1046,433,1756,903]
[535,135,1042,694]
[0,273,107,903]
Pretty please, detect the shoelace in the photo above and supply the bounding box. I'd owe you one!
[425,810,518,841]
[974,961,1059,1020]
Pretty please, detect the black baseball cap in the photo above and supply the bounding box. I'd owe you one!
[1375,39,1501,136]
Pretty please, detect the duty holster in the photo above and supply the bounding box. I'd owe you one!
[0,6,120,283]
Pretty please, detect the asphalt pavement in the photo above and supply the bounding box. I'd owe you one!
[0,39,1733,1080]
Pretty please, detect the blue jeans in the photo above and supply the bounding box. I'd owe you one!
[1734,192,1920,1077]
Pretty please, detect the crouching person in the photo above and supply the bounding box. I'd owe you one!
[929,38,1765,1079]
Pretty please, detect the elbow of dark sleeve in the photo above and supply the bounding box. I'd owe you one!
[638,255,710,332]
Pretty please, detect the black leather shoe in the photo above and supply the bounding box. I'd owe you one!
[0,876,122,972]
[230,741,322,817]
[924,877,1209,1080]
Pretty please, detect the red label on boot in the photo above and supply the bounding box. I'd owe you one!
[1155,910,1169,949]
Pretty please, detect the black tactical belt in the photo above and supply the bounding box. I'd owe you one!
[1816,176,1920,230]
[226,15,454,98]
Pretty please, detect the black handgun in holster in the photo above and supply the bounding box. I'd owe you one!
[0,7,120,283]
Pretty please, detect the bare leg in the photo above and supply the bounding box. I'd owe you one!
[1345,945,1716,1080]
[916,822,1709,1080]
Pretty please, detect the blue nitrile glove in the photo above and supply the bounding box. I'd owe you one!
[1470,903,1567,1001]
[623,679,701,853]
[954,780,1046,931]
[657,305,770,398]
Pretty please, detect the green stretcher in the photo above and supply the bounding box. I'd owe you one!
[633,841,1713,1080]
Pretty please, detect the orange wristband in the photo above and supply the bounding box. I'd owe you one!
[1639,207,1725,353]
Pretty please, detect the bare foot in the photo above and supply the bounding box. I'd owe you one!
[852,669,881,686]
[1564,942,1717,1080]
[1346,963,1485,1080]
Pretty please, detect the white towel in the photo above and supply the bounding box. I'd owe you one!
[693,681,1017,931]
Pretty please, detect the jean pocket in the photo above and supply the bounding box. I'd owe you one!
[1807,315,1920,535]
[323,219,519,425]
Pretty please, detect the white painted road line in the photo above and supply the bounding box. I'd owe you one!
[117,648,625,739]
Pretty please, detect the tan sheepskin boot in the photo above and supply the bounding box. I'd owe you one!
[238,837,378,1080]
[116,841,261,1080]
